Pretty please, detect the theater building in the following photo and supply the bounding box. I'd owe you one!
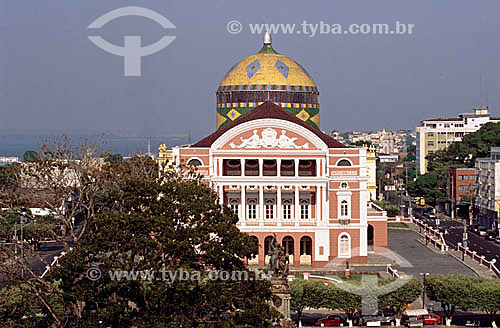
[161,34,387,268]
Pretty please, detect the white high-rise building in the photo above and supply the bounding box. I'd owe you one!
[475,147,500,234]
[416,107,500,175]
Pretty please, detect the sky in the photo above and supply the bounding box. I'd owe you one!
[1,0,500,140]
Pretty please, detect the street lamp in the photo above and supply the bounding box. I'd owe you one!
[420,273,430,309]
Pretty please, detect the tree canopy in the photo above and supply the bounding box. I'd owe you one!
[409,122,500,204]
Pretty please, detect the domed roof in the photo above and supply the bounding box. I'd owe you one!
[215,33,320,131]
[219,34,316,87]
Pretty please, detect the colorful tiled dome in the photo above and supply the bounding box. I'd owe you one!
[216,33,320,130]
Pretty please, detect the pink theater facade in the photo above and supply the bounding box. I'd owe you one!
[171,102,387,268]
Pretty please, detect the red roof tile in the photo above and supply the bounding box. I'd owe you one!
[193,101,347,148]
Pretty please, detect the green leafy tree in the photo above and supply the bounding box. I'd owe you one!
[379,277,421,326]
[0,281,64,328]
[290,279,325,327]
[47,161,275,327]
[407,173,444,205]
[477,279,500,328]
[323,283,361,327]
[425,275,481,326]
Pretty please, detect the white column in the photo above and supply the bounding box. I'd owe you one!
[277,159,281,177]
[322,183,327,225]
[218,184,224,205]
[240,185,246,226]
[277,186,282,224]
[259,159,263,177]
[316,186,321,222]
[240,159,245,177]
[294,159,299,177]
[315,159,320,177]
[259,185,264,224]
[218,158,223,177]
[295,186,300,224]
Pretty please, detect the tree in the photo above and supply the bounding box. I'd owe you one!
[379,277,421,326]
[44,159,275,327]
[425,275,481,326]
[0,138,111,327]
[290,279,325,327]
[407,173,444,205]
[323,284,361,327]
[0,282,64,328]
[477,279,500,328]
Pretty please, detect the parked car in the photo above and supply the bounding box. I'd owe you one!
[402,309,441,326]
[467,224,479,234]
[494,236,500,244]
[316,314,347,327]
[420,313,441,325]
[485,231,497,241]
[478,226,488,236]
[424,211,436,219]
[361,310,395,326]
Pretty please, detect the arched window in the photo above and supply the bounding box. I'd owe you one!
[282,236,294,256]
[247,199,257,220]
[187,158,202,167]
[229,198,239,216]
[338,233,351,258]
[249,236,259,260]
[341,200,349,217]
[300,236,312,256]
[265,199,274,220]
[336,159,352,167]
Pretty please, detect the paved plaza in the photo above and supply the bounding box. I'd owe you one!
[386,228,475,276]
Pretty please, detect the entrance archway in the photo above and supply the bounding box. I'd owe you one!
[368,224,374,252]
[300,236,312,265]
[282,236,295,265]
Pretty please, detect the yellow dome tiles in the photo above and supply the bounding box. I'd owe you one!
[220,53,316,87]
[216,33,320,130]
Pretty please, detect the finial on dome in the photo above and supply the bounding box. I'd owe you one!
[264,32,272,45]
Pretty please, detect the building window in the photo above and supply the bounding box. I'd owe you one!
[247,199,257,220]
[265,199,274,220]
[338,234,351,258]
[300,199,309,220]
[187,158,202,167]
[229,199,239,216]
[337,159,352,167]
[340,182,349,189]
[341,200,349,217]
[282,199,292,220]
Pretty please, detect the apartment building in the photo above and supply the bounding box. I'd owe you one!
[475,147,500,232]
[416,106,500,175]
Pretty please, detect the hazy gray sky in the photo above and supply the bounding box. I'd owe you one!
[1,0,500,138]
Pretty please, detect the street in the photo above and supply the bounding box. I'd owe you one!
[413,208,500,262]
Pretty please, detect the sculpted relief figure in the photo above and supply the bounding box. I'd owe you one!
[278,130,309,149]
[229,128,309,149]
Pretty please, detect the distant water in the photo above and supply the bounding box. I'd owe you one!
[0,134,192,157]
